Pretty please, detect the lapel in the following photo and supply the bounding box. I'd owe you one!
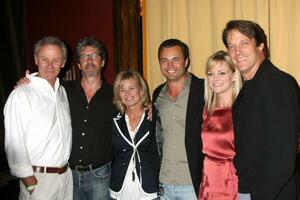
[185,74,195,135]
[113,113,132,143]
[113,112,150,145]
[185,74,203,136]
[232,83,249,145]
[134,113,151,143]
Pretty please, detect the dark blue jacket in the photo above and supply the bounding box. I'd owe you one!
[232,59,300,200]
[110,111,159,193]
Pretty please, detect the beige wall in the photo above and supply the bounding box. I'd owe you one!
[144,0,300,93]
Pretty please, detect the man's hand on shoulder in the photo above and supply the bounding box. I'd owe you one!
[145,102,153,121]
[15,69,31,88]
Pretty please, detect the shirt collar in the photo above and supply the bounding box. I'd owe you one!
[27,72,60,92]
[160,72,191,100]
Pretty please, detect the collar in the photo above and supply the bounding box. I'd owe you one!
[27,72,60,92]
[160,72,192,99]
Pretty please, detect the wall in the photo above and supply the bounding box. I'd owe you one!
[27,0,115,83]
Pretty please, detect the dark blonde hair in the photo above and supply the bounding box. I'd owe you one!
[204,50,243,114]
[113,70,150,113]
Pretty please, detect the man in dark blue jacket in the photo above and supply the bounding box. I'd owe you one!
[223,20,300,200]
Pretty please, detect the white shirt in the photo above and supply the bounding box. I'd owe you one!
[4,73,72,178]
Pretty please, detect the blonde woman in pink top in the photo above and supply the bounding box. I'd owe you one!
[198,50,243,200]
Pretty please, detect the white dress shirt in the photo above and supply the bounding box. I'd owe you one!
[4,73,72,178]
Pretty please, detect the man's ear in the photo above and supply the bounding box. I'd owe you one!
[34,56,38,66]
[258,43,264,51]
[184,58,189,68]
[61,59,66,68]
[78,63,82,70]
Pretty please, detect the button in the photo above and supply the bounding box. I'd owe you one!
[82,133,85,136]
[86,106,89,109]
[122,149,127,152]
[84,119,87,122]
[172,145,175,149]
[80,146,83,149]
[79,160,82,162]
[122,162,126,166]
[172,116,176,120]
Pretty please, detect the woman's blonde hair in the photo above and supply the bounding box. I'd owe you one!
[113,70,150,114]
[204,50,243,114]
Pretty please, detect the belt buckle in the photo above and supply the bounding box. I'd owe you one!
[35,166,45,173]
[75,165,89,171]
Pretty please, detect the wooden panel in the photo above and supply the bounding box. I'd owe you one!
[27,0,116,83]
[113,0,142,74]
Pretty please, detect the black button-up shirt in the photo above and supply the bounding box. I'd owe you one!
[63,80,115,166]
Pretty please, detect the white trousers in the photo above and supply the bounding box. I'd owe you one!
[19,167,73,200]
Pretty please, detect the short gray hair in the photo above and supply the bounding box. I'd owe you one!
[34,36,67,60]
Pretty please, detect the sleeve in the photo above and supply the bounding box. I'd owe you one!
[4,88,34,178]
[147,116,160,188]
[255,74,299,199]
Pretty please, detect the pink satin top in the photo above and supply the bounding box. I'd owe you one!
[198,108,238,200]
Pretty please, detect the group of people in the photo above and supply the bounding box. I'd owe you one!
[4,19,300,200]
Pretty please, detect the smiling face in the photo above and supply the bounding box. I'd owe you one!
[34,44,65,86]
[207,61,235,97]
[119,77,142,109]
[226,30,265,80]
[78,46,104,77]
[159,45,188,82]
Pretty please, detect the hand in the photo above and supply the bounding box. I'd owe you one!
[144,103,153,121]
[15,70,31,88]
[21,175,37,194]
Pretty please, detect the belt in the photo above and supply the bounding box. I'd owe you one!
[70,162,106,171]
[32,164,68,174]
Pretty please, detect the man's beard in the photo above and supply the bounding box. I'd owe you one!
[81,63,101,77]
